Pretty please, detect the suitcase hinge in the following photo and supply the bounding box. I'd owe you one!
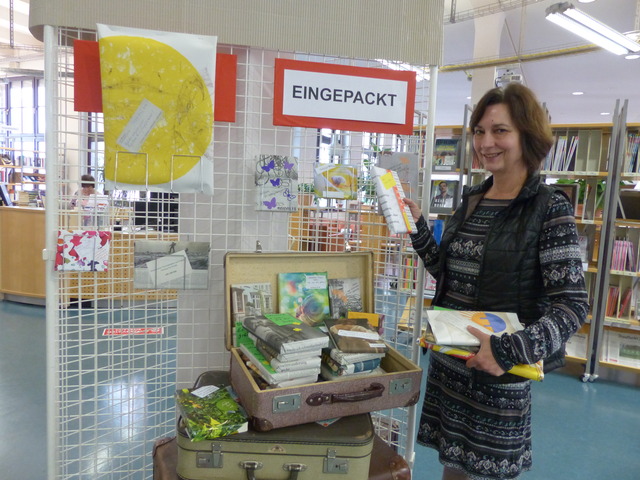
[323,448,349,474]
[195,444,223,469]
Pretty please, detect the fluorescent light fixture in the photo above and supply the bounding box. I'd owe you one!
[546,2,640,55]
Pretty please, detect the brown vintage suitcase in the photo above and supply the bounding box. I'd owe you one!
[153,434,411,480]
[224,251,422,432]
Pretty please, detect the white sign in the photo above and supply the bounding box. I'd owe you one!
[282,70,408,124]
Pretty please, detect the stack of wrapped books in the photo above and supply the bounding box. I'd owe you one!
[320,318,388,380]
[236,313,329,388]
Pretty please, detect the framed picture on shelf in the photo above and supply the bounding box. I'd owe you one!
[551,182,579,215]
[429,179,458,214]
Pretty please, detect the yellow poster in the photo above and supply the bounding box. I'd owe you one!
[97,24,217,194]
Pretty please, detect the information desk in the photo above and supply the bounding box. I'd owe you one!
[0,206,46,301]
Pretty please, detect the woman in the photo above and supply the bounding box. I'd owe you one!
[404,83,588,480]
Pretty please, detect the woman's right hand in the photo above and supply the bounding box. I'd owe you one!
[403,198,422,222]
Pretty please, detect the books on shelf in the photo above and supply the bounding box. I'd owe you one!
[602,330,640,368]
[624,132,640,174]
[611,239,637,272]
[242,313,329,354]
[324,318,387,354]
[606,285,620,317]
[278,271,331,326]
[328,277,363,319]
[432,138,460,171]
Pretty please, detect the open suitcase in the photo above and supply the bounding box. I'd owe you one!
[158,371,411,480]
[224,251,423,432]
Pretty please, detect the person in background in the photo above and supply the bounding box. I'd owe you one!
[404,83,588,480]
[69,174,97,208]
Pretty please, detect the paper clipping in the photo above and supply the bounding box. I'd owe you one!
[133,240,210,289]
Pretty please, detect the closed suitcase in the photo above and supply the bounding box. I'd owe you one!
[224,251,423,431]
[176,413,374,480]
[176,369,373,480]
[153,433,411,480]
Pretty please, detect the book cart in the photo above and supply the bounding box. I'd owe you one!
[38,4,444,478]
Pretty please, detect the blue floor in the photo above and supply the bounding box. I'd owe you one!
[412,350,640,479]
[2,299,640,479]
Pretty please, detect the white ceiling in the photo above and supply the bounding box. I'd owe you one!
[1,0,639,125]
[435,0,640,125]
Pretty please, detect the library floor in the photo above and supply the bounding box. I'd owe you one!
[2,299,639,480]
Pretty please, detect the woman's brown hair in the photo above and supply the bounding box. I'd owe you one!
[469,83,554,175]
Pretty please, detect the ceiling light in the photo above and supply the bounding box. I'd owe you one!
[546,2,640,55]
[625,54,640,60]
[572,91,584,95]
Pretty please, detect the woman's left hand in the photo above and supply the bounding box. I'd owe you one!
[465,326,506,376]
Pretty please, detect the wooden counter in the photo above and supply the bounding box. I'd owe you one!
[0,206,46,299]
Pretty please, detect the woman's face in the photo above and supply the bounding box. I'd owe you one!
[472,103,524,176]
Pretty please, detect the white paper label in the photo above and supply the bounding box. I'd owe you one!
[191,385,219,398]
[117,98,163,152]
[146,250,193,286]
[305,274,328,290]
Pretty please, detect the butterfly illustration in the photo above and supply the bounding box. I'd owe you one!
[283,188,296,200]
[263,197,277,209]
[270,178,281,187]
[261,159,276,172]
[283,158,295,170]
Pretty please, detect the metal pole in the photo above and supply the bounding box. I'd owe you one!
[43,24,60,479]
[585,99,628,381]
[404,64,438,469]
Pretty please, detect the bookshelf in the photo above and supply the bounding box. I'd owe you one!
[0,145,46,205]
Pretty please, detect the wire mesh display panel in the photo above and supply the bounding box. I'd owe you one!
[47,26,432,479]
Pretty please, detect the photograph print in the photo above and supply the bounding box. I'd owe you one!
[133,240,210,290]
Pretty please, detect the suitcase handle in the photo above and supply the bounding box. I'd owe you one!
[240,460,307,480]
[305,382,385,406]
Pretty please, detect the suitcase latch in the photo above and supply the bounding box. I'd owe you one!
[196,444,223,468]
[324,448,349,474]
[390,378,413,395]
[273,393,301,413]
